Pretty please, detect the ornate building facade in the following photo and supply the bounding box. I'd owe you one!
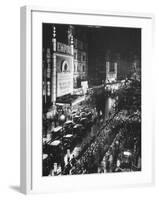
[42,24,88,113]
[73,38,88,88]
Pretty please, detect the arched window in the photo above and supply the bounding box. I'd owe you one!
[61,60,69,72]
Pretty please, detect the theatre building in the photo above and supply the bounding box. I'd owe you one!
[42,24,88,118]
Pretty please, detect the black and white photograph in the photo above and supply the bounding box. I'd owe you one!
[42,23,141,177]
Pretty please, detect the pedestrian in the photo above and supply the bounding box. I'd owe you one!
[71,155,76,166]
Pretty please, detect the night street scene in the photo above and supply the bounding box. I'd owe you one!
[42,23,141,176]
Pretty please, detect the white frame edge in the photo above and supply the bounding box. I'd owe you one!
[20,6,32,194]
[25,5,154,19]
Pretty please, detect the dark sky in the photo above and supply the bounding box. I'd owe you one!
[83,25,141,59]
[43,23,141,59]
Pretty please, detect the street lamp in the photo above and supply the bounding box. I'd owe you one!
[59,114,66,170]
[59,114,66,124]
[59,113,66,136]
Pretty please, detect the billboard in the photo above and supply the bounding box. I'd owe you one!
[57,73,73,97]
[56,54,73,97]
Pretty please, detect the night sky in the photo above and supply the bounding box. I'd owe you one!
[43,23,141,59]
[88,26,141,58]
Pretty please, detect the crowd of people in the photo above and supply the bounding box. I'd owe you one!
[61,79,141,175]
[43,78,141,176]
[62,111,119,175]
[102,111,141,173]
[61,108,141,175]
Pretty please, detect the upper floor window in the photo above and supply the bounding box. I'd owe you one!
[109,63,115,72]
[74,64,76,72]
[83,65,85,72]
[83,55,86,61]
[74,52,77,59]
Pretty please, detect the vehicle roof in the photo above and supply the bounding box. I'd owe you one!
[73,124,83,128]
[50,140,61,146]
[51,126,62,132]
[63,134,73,138]
[64,120,73,124]
[43,154,48,159]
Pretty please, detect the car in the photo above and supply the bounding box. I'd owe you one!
[86,112,92,120]
[79,117,88,127]
[47,140,63,163]
[80,112,87,118]
[63,120,74,134]
[117,149,133,171]
[50,126,63,140]
[62,134,74,150]
[73,124,85,140]
[80,117,92,130]
[72,115,81,123]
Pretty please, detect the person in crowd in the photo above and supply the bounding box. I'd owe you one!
[71,155,76,166]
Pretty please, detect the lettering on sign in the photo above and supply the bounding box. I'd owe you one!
[57,42,71,55]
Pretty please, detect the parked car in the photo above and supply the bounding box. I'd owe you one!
[117,149,133,171]
[73,124,85,141]
[72,115,81,124]
[62,134,74,150]
[50,126,63,140]
[63,120,74,134]
[80,112,87,118]
[47,140,62,163]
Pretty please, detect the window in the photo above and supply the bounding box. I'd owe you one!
[83,65,85,72]
[74,52,77,59]
[61,60,69,72]
[77,64,81,72]
[74,64,76,72]
[64,63,68,71]
[109,63,115,72]
[77,52,81,61]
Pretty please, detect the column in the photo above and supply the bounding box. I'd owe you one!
[42,48,47,104]
[114,62,118,81]
[52,26,57,115]
[70,35,74,94]
[106,61,110,83]
[46,48,51,102]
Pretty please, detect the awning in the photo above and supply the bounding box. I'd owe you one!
[71,96,85,106]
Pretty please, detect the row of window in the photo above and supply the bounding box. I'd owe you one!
[74,51,87,62]
[74,63,87,73]
[74,38,88,51]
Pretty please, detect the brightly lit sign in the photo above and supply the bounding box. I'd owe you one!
[57,73,73,97]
